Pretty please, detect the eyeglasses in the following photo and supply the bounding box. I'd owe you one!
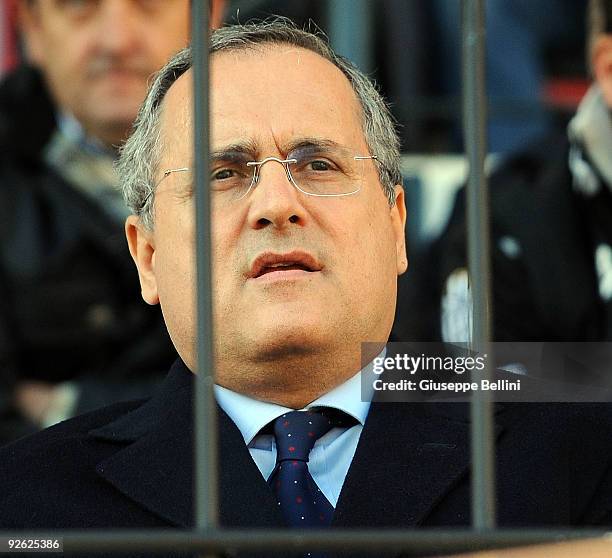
[146,144,379,210]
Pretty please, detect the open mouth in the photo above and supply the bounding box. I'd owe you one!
[257,262,313,276]
[249,251,322,279]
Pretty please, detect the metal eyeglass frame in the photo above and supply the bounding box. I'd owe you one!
[140,154,380,211]
[243,154,379,199]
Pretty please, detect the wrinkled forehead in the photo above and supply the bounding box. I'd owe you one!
[158,45,367,164]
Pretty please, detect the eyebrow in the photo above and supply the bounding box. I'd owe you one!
[210,137,349,161]
[210,139,260,161]
[283,137,347,154]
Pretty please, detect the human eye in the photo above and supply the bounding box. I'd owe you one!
[212,168,237,181]
[56,0,98,19]
[307,158,337,172]
[293,150,342,172]
[210,163,250,191]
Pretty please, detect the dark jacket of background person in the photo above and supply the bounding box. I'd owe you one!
[0,66,176,445]
[394,0,612,346]
[395,134,600,342]
[394,95,612,346]
[447,137,607,341]
[0,359,611,558]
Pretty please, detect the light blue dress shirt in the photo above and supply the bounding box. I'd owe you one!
[214,359,378,508]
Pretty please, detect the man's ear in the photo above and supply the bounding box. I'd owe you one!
[125,216,160,305]
[391,185,408,275]
[593,35,612,107]
[17,1,45,67]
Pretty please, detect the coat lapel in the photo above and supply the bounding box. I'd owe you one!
[333,401,504,528]
[217,408,284,528]
[89,360,283,528]
[89,360,195,527]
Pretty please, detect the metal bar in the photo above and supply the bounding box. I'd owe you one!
[326,0,374,73]
[3,530,606,555]
[461,0,496,529]
[192,0,218,537]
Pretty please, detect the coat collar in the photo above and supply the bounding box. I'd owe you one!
[89,359,505,530]
[89,359,283,528]
[0,65,56,159]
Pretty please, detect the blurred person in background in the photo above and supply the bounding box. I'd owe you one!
[0,0,225,445]
[393,0,612,350]
[431,0,585,154]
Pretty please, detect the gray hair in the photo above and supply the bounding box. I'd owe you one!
[118,18,402,230]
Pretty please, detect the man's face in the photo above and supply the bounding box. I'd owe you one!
[21,0,191,146]
[129,46,407,392]
[593,32,612,108]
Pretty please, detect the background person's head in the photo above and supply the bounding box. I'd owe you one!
[121,20,407,407]
[589,0,612,106]
[19,0,225,148]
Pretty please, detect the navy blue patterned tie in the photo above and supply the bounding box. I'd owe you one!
[269,410,342,528]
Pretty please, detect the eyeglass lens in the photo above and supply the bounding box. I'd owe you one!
[211,145,368,200]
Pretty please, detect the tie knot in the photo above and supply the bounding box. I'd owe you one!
[273,409,343,462]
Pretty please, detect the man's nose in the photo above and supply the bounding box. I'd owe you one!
[95,0,140,55]
[246,160,307,230]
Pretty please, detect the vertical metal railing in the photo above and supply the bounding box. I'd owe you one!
[326,0,374,73]
[461,0,496,530]
[192,2,219,555]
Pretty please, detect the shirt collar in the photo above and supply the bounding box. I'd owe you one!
[214,351,383,445]
[57,111,115,157]
[214,386,292,445]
